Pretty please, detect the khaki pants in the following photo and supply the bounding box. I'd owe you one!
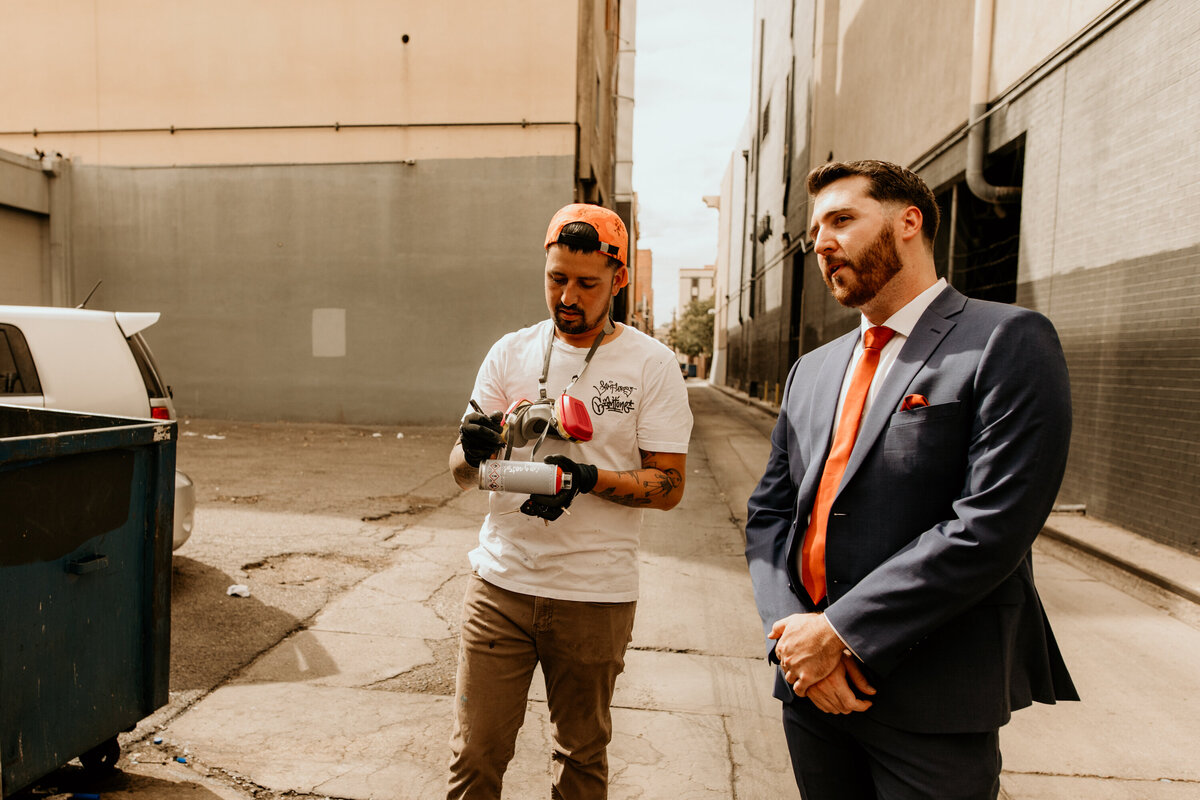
[446,573,636,799]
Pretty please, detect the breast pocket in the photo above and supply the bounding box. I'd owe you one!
[882,401,966,476]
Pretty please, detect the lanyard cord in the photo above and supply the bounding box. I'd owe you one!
[539,316,614,400]
[524,316,613,461]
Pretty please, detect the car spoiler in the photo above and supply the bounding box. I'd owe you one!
[115,312,161,338]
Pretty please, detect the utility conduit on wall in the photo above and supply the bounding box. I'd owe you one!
[0,121,577,137]
[966,0,1020,204]
[914,0,1150,176]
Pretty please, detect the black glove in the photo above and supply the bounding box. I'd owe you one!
[459,411,504,468]
[519,454,598,522]
[543,454,598,494]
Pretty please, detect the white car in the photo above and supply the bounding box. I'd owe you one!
[0,304,195,550]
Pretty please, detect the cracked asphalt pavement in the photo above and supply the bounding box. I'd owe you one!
[13,386,794,800]
[10,383,1200,799]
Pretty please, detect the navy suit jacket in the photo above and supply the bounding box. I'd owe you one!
[746,285,1078,734]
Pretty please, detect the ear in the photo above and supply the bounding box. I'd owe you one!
[895,206,923,244]
[612,265,629,293]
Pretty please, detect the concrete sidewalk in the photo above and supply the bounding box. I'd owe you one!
[145,382,797,799]
[710,381,1200,799]
[21,381,1198,799]
[711,380,1200,617]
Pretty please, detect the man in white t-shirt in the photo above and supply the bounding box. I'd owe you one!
[446,203,693,799]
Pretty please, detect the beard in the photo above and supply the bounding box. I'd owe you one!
[823,226,904,308]
[553,304,600,335]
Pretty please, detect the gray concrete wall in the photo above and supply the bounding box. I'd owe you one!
[889,0,1200,552]
[815,0,973,169]
[0,205,47,305]
[725,0,1199,552]
[70,156,575,424]
[995,0,1200,553]
[0,150,50,305]
[1020,246,1200,554]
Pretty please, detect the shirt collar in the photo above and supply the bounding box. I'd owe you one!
[859,278,948,339]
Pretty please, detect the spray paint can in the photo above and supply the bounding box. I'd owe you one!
[478,459,572,494]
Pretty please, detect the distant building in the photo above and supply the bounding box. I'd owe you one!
[631,248,654,333]
[673,265,715,379]
[613,3,639,326]
[678,266,715,312]
[713,0,1200,552]
[0,0,636,424]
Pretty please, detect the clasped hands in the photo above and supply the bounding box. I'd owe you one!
[770,612,876,715]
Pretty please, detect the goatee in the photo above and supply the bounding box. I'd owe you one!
[824,226,904,308]
[554,306,592,335]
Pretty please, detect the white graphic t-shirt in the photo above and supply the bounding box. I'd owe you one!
[466,320,693,602]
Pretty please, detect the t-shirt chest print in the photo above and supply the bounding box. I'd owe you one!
[590,379,637,415]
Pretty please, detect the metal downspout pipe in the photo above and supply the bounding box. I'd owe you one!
[967,0,1021,204]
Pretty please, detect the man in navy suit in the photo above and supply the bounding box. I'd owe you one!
[745,160,1077,799]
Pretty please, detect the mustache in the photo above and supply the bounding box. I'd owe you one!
[556,304,584,314]
[823,258,853,275]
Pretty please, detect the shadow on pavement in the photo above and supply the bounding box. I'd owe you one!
[5,556,323,799]
[8,762,233,799]
[169,555,319,692]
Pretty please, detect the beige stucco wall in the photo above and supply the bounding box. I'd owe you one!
[711,153,736,385]
[818,0,973,168]
[746,0,797,315]
[992,0,1116,95]
[811,0,1118,170]
[0,0,580,165]
[573,0,620,204]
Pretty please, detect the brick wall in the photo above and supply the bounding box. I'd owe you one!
[724,0,1200,551]
[1001,0,1200,551]
[909,0,1200,550]
[1022,245,1200,552]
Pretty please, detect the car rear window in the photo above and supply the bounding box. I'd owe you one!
[0,325,42,395]
[126,332,170,400]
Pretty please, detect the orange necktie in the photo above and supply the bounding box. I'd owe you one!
[801,325,895,603]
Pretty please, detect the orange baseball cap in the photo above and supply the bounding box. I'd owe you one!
[544,203,628,266]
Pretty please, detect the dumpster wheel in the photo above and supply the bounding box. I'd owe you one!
[79,736,120,772]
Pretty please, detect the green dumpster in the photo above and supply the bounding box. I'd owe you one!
[0,405,174,798]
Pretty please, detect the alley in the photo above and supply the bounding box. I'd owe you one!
[15,383,1200,800]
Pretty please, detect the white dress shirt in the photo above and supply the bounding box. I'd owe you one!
[819,278,947,657]
[833,278,948,427]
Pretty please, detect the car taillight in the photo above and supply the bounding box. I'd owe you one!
[151,407,171,420]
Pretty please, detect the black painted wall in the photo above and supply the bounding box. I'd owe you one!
[1028,244,1200,553]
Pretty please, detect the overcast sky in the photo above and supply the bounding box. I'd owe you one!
[633,0,755,327]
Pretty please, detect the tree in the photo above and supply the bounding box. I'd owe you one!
[669,297,714,358]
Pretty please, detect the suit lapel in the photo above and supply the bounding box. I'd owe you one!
[838,286,965,492]
[797,331,858,502]
[785,330,858,585]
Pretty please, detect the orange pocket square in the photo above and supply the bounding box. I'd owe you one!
[900,393,929,412]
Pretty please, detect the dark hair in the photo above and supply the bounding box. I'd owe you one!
[552,221,623,270]
[806,160,940,243]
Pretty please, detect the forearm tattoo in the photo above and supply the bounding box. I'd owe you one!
[592,453,684,508]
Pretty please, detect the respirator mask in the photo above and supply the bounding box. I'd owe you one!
[498,316,610,459]
[501,394,592,451]
[471,318,612,517]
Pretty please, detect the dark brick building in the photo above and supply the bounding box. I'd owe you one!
[712,0,1199,553]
